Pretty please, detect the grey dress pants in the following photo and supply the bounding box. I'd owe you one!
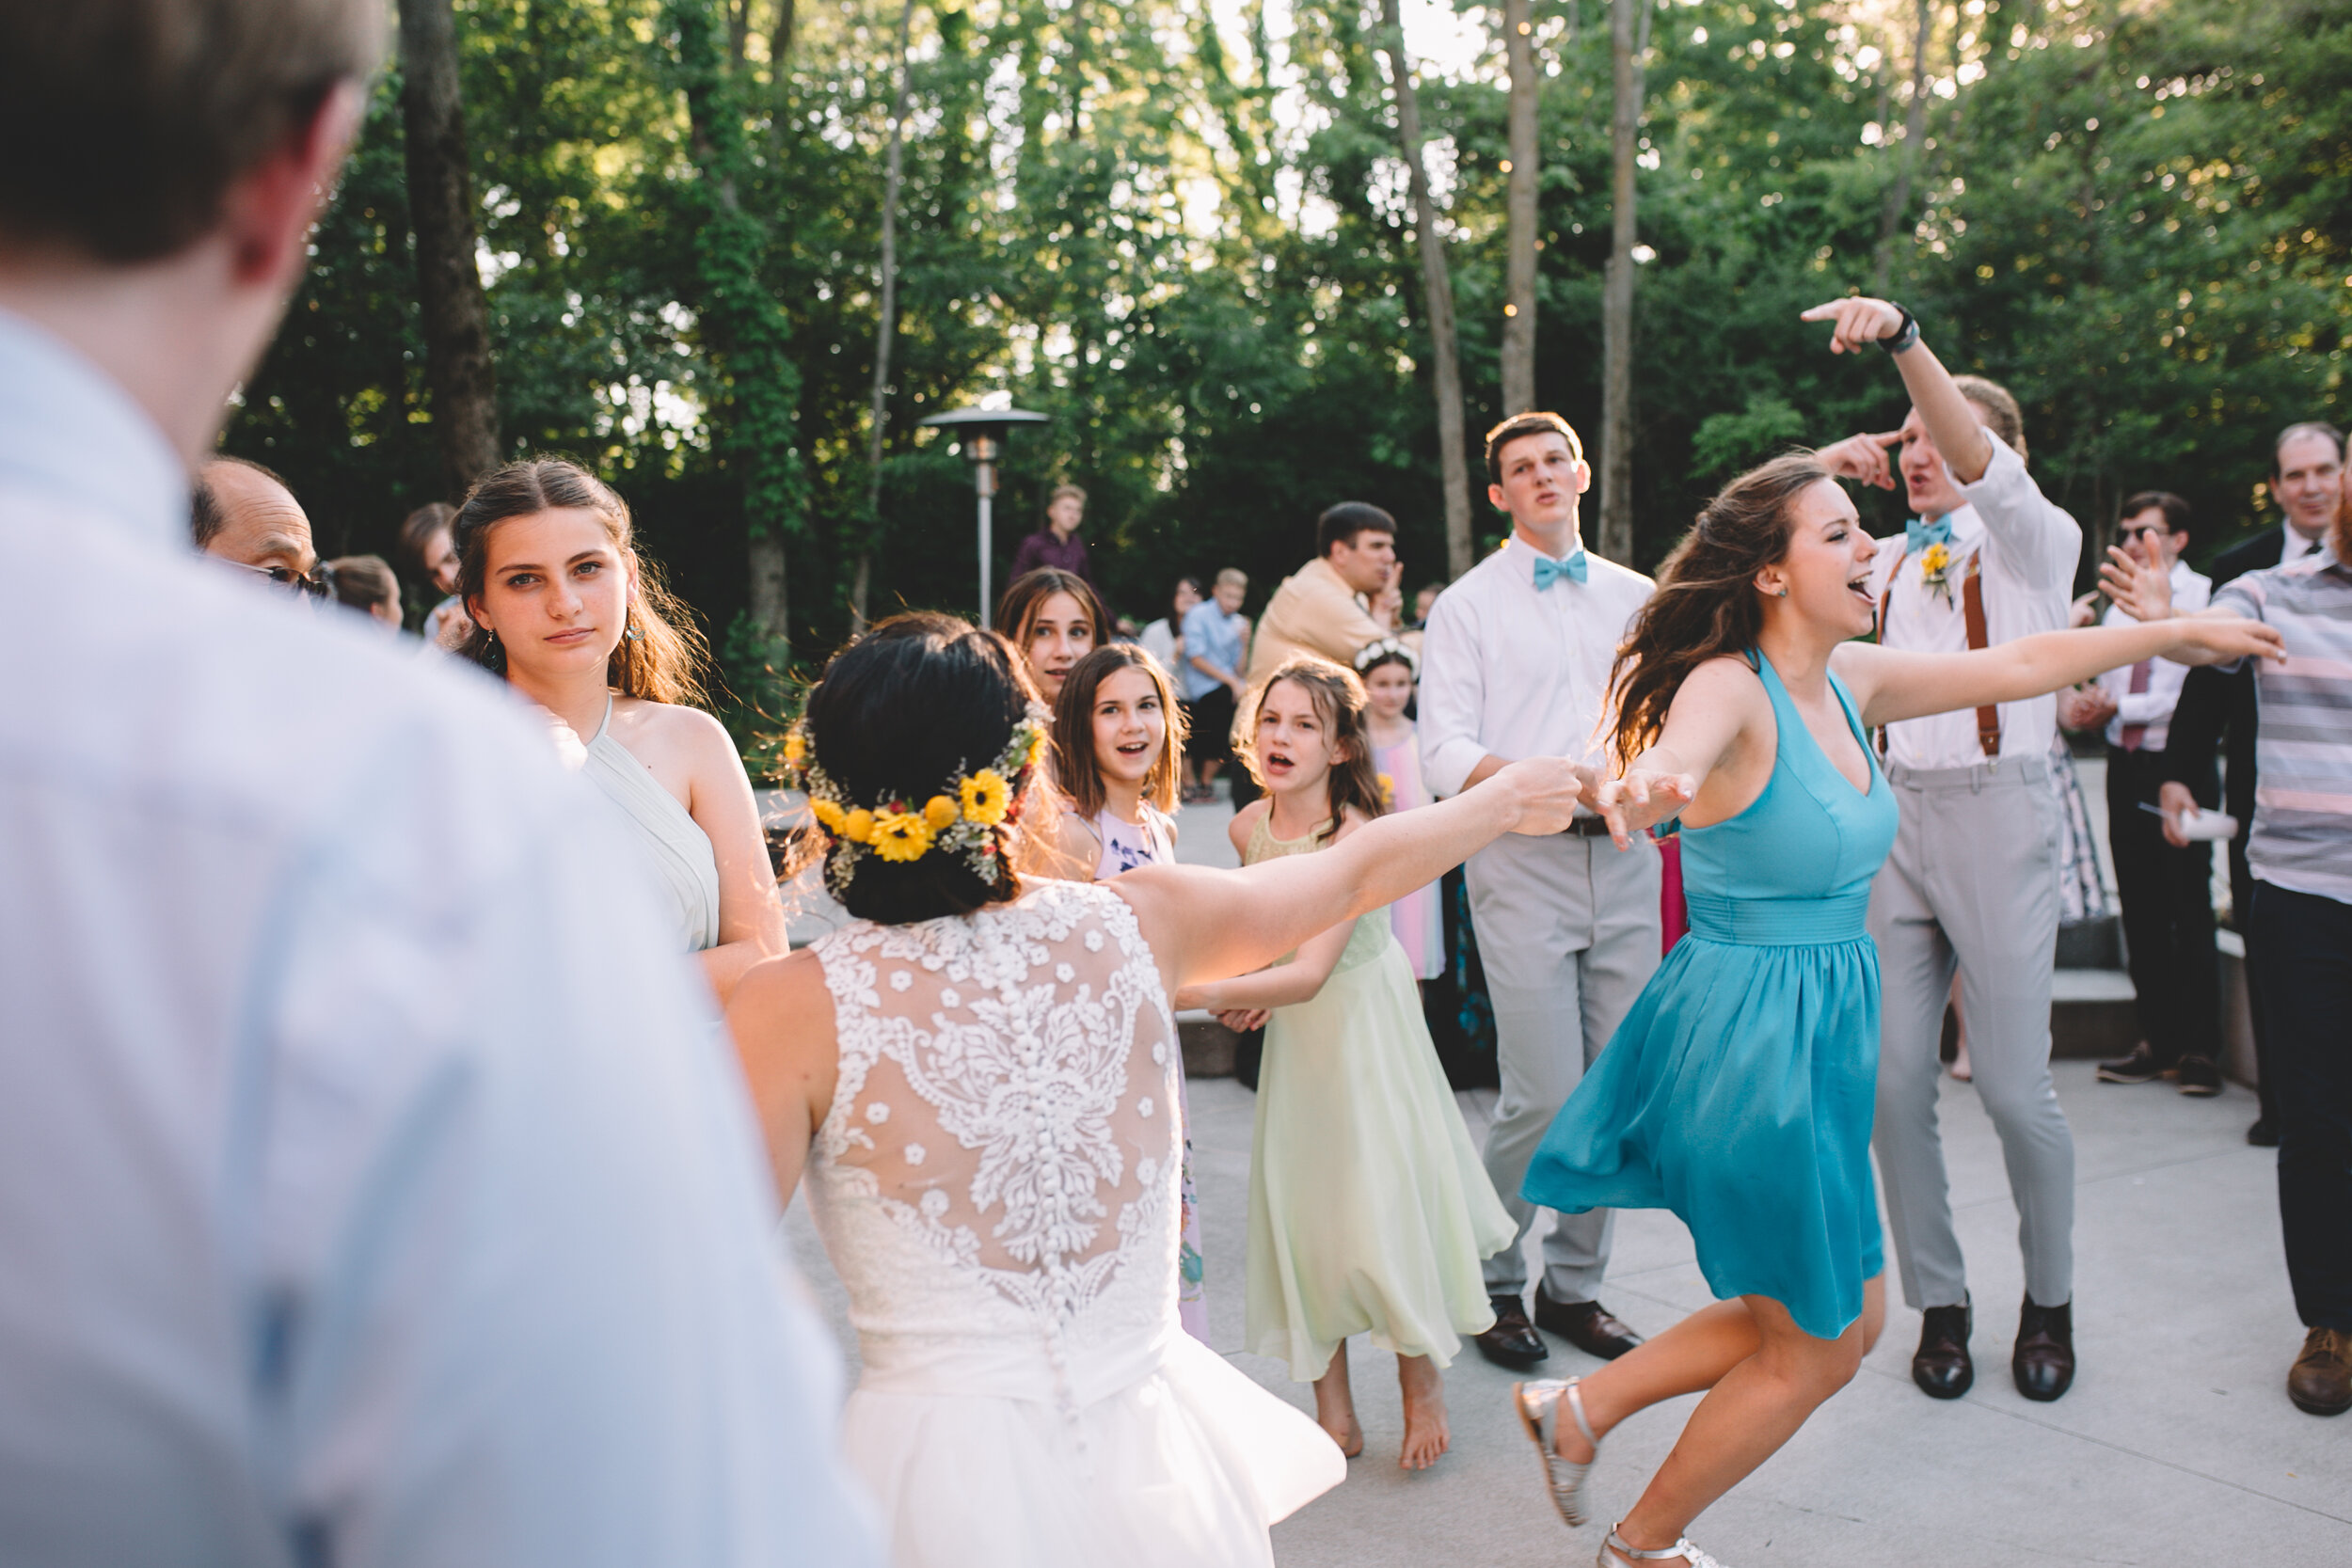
[1467,831,1661,1304]
[1868,757,2075,1312]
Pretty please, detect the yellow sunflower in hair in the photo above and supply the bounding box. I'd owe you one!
[869,810,934,863]
[961,768,1011,826]
[810,798,846,834]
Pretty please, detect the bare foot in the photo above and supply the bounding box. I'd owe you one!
[1397,1354,1450,1470]
[1313,1348,1364,1458]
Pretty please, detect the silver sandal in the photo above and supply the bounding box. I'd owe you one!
[1511,1376,1598,1528]
[1597,1524,1730,1568]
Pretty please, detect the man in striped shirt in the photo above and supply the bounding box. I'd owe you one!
[2107,479,2352,1418]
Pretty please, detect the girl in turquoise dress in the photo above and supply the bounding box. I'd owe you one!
[1505,449,2280,1568]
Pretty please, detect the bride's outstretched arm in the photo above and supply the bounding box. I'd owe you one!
[1113,757,1587,996]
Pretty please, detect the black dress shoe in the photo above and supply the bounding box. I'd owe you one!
[2013,1296,2075,1402]
[2095,1042,2162,1085]
[2175,1054,2221,1097]
[1533,1286,1645,1359]
[2248,1117,2280,1148]
[1474,1294,1549,1370]
[1912,1300,1973,1399]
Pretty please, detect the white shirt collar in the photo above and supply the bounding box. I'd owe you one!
[2282,525,2327,562]
[0,308,186,552]
[1497,533,1586,578]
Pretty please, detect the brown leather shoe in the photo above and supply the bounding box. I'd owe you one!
[2012,1296,2074,1402]
[1912,1300,1973,1399]
[2287,1326,2352,1416]
[1473,1294,1549,1370]
[1533,1286,1645,1359]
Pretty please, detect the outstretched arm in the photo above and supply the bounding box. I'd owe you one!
[1113,758,1586,996]
[1592,656,1758,847]
[1803,295,1991,483]
[1832,617,2284,731]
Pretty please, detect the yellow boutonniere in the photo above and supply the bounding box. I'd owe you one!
[1917,541,1955,603]
[1377,771,1396,807]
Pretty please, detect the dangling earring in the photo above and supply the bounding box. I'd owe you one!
[623,616,644,642]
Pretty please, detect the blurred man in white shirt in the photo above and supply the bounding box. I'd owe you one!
[0,3,877,1563]
[2066,494,2220,1093]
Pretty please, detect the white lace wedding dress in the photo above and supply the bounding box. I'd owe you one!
[805,879,1344,1567]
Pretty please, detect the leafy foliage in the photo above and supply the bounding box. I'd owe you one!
[228,0,2352,683]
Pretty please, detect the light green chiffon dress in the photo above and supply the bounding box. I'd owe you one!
[1244,813,1516,1381]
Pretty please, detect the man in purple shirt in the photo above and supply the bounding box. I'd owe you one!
[1009,483,1095,585]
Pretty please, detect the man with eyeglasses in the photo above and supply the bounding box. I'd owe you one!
[2067,493,2219,1094]
[190,453,326,597]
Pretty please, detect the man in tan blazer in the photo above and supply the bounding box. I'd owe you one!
[1247,502,1401,683]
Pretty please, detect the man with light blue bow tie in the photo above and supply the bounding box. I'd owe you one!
[1421,412,1660,1368]
[1807,294,2087,1405]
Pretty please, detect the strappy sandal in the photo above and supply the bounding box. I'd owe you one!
[1597,1524,1731,1568]
[1511,1376,1598,1528]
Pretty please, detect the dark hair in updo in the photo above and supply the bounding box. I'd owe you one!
[803,611,1044,924]
[1606,452,1833,768]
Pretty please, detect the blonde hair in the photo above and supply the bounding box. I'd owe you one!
[1215,567,1248,590]
[1951,374,2027,465]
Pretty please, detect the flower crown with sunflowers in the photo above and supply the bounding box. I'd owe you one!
[782,705,1050,899]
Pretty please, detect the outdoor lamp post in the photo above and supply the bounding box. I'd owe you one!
[918,405,1049,626]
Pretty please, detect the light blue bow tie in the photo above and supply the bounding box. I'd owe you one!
[1533,549,1589,590]
[1904,516,1952,555]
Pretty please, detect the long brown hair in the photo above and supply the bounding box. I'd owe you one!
[1607,452,1832,768]
[1053,643,1187,818]
[453,458,709,708]
[1238,656,1386,846]
[996,568,1109,667]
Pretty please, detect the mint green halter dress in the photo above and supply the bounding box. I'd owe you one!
[1523,651,1899,1340]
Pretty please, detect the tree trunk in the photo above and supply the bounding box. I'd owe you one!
[396,0,501,499]
[850,0,916,634]
[1598,0,1645,566]
[770,0,796,78]
[1499,0,1539,415]
[1375,0,1473,580]
[1872,0,1933,293]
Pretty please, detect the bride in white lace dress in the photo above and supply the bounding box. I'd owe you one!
[726,613,1586,1568]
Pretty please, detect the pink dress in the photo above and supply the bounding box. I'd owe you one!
[1372,736,1444,980]
[1092,806,1211,1344]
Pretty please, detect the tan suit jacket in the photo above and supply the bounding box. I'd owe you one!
[1247,557,1401,684]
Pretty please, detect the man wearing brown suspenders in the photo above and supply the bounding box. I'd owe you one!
[1804,296,2088,1403]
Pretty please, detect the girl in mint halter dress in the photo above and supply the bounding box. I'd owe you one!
[1501,451,2274,1568]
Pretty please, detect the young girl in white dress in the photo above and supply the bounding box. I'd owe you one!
[1356,637,1442,981]
[724,615,1589,1567]
[1046,644,1209,1342]
[1175,655,1515,1471]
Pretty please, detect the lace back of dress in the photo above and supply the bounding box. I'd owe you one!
[810,880,1183,1347]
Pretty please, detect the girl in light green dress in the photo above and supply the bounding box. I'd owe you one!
[1175,656,1514,1472]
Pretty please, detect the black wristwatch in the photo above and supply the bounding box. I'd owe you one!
[1881,304,1920,355]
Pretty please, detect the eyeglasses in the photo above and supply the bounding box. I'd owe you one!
[235,562,333,600]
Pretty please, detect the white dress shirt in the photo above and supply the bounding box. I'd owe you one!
[2094,558,2211,751]
[2281,524,2326,564]
[1865,436,2082,768]
[1419,535,1654,795]
[0,310,877,1566]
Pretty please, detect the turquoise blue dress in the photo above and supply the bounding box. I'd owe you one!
[1523,651,1899,1340]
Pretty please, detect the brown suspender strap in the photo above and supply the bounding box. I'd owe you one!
[1961,558,2001,760]
[1876,556,2001,763]
[1874,585,1894,757]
